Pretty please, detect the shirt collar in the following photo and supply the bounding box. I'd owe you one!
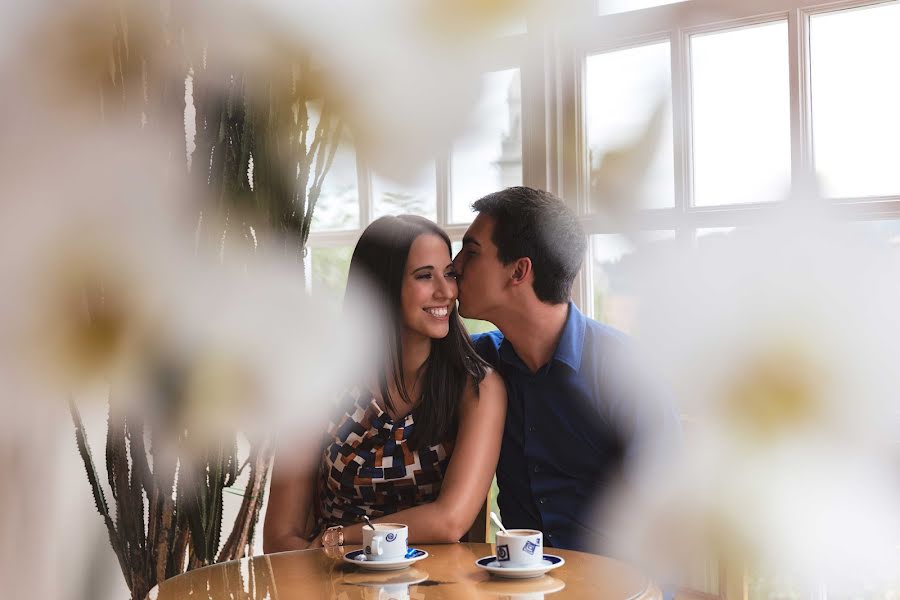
[498,302,585,374]
[552,302,585,372]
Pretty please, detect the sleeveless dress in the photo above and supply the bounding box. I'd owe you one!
[317,386,455,526]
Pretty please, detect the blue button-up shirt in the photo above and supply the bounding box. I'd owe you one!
[473,303,680,553]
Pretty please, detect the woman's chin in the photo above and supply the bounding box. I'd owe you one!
[428,326,451,340]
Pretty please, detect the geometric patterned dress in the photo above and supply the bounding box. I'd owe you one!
[317,387,455,527]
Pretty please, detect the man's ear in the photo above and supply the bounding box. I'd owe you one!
[510,257,532,286]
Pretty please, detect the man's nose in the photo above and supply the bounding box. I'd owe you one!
[452,253,463,274]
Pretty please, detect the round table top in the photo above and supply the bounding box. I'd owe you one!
[149,543,660,600]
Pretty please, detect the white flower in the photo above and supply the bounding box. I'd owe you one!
[605,206,900,590]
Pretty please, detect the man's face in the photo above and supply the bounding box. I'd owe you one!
[453,213,510,321]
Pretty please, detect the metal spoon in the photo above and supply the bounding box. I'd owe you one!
[363,515,376,530]
[490,512,509,535]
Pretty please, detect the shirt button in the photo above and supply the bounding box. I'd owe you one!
[528,425,536,433]
[539,497,546,505]
[533,465,541,473]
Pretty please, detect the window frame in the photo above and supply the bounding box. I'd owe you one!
[306,0,900,315]
[305,35,528,255]
[553,0,900,314]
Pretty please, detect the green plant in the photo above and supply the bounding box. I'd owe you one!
[68,4,342,599]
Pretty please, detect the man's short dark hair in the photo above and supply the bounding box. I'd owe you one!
[472,186,586,304]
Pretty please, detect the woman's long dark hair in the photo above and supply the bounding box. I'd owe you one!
[344,215,489,449]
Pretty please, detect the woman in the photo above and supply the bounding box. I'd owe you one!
[264,215,506,550]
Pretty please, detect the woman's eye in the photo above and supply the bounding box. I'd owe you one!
[415,273,432,280]
[445,271,458,279]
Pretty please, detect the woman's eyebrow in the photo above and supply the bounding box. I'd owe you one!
[411,265,434,274]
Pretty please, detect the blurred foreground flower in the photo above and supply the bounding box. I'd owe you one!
[0,121,369,599]
[604,206,900,593]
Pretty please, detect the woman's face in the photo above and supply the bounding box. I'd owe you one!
[400,233,457,340]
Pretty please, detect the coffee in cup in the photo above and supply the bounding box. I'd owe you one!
[362,523,409,561]
[494,529,543,568]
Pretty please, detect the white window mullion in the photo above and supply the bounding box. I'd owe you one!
[357,154,372,227]
[788,7,815,198]
[521,29,552,194]
[572,45,592,313]
[671,26,692,213]
[436,152,450,227]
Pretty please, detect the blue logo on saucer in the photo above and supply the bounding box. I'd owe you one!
[496,544,510,561]
[386,532,397,542]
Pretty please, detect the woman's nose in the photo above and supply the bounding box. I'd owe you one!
[435,275,454,299]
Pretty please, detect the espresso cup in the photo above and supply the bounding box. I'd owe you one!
[362,523,409,561]
[495,529,543,568]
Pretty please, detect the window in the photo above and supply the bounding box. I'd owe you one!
[372,161,438,222]
[810,2,900,198]
[571,0,900,319]
[306,0,900,333]
[451,68,522,224]
[849,220,900,250]
[586,42,674,210]
[590,231,675,332]
[310,246,354,295]
[597,0,688,17]
[690,21,791,207]
[311,132,360,231]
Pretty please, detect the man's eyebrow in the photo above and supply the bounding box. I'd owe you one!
[462,236,481,247]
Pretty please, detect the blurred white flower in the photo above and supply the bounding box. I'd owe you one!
[605,205,900,590]
[3,0,540,186]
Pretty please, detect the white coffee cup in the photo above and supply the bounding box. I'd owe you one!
[362,523,409,561]
[494,529,544,568]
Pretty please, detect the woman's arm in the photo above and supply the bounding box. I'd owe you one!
[333,370,507,545]
[262,448,320,553]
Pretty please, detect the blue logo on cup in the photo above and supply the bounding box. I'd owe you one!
[496,544,510,562]
[385,532,397,542]
[365,545,371,555]
[523,541,538,555]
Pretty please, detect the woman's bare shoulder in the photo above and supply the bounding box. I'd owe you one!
[463,368,506,406]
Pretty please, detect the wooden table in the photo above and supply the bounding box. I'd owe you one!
[149,543,661,599]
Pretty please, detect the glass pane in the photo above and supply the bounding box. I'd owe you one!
[849,220,900,251]
[598,0,687,17]
[695,227,736,247]
[810,3,900,198]
[451,69,522,224]
[691,21,791,206]
[586,42,674,210]
[311,130,359,232]
[591,231,676,333]
[310,246,354,296]
[372,162,437,221]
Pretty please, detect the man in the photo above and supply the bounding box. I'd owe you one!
[453,186,679,553]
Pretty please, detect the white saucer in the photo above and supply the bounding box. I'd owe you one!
[475,554,565,579]
[343,548,429,571]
